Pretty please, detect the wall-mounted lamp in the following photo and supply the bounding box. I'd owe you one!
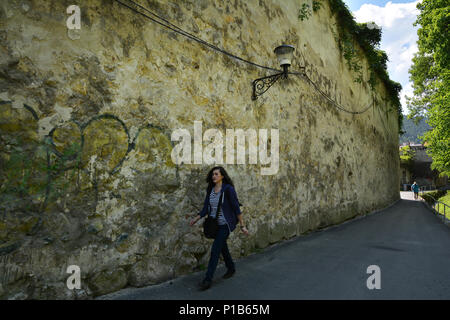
[252,44,295,100]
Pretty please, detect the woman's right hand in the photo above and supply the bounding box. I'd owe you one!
[189,217,199,226]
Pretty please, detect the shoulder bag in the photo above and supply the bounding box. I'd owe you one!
[203,190,224,239]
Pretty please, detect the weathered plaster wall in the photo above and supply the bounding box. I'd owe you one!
[0,0,399,299]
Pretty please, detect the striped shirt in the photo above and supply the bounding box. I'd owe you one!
[210,188,227,225]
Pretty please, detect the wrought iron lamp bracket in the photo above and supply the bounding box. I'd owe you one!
[251,65,289,100]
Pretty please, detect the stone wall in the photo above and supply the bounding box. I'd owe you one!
[0,0,400,299]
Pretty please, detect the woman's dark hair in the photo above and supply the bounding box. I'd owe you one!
[206,166,234,193]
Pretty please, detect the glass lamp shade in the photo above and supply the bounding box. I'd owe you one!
[274,44,295,67]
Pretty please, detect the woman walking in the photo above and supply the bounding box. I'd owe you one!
[411,181,420,200]
[190,166,249,290]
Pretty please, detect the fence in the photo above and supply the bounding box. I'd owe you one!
[420,185,435,191]
[402,184,435,191]
[419,187,449,224]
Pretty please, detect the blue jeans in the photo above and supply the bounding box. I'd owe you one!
[205,224,235,281]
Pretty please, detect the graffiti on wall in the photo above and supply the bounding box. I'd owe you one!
[0,100,177,220]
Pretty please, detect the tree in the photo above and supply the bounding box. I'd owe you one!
[399,146,415,172]
[407,0,449,177]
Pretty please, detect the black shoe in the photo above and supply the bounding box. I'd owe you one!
[198,279,212,291]
[222,269,235,279]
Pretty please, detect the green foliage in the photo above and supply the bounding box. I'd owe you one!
[298,1,323,21]
[337,30,363,83]
[407,0,450,177]
[399,146,415,171]
[328,0,403,133]
[312,0,322,12]
[423,104,450,177]
[298,3,312,21]
[421,190,447,205]
[299,0,403,133]
[436,191,450,219]
[354,22,382,47]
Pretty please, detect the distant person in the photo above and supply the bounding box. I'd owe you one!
[189,166,249,291]
[411,182,420,200]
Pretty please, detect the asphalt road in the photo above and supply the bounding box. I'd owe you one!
[99,193,450,300]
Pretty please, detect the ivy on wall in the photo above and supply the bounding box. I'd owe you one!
[298,0,403,133]
[298,0,322,21]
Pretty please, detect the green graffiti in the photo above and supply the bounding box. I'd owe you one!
[0,100,176,221]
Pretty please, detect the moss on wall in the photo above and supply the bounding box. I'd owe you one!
[0,0,400,299]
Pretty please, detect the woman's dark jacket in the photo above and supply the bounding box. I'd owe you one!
[198,183,242,232]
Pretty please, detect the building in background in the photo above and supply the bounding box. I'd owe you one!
[399,142,448,190]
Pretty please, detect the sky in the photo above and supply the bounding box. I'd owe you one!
[342,0,421,114]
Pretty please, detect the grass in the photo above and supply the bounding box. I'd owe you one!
[436,191,450,220]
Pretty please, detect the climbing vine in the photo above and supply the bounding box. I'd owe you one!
[298,0,403,133]
[298,0,322,21]
[330,26,363,84]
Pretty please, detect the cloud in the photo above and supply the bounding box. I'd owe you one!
[400,81,414,110]
[353,1,420,114]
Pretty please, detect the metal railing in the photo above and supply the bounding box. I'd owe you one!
[419,185,436,191]
[419,187,449,224]
[401,184,435,191]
